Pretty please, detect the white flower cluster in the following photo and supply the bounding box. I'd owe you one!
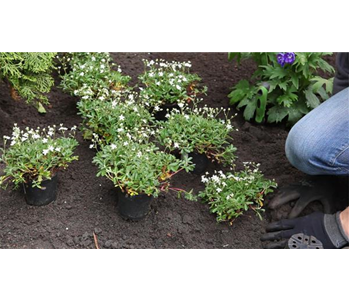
[4,124,77,149]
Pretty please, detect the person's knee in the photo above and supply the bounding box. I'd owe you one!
[285,121,322,175]
[286,123,310,172]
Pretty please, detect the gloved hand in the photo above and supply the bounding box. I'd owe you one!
[261,211,349,249]
[267,176,345,219]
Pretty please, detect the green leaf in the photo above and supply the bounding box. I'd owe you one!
[290,74,299,89]
[311,76,333,94]
[37,102,47,114]
[304,87,320,108]
[228,79,250,102]
[243,97,258,121]
[267,105,289,123]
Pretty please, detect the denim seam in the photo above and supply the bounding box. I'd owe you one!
[330,143,349,167]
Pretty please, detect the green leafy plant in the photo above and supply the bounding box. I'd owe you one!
[93,140,194,199]
[138,59,207,109]
[0,124,79,189]
[157,104,237,166]
[59,52,131,98]
[0,52,56,112]
[199,163,277,223]
[228,52,334,125]
[78,91,156,144]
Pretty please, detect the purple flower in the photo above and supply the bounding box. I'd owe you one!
[284,52,296,64]
[277,53,286,67]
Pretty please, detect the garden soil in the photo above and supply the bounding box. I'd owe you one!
[0,53,340,249]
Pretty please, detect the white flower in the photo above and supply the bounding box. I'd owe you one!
[43,149,49,155]
[178,103,184,108]
[117,128,124,133]
[71,125,77,131]
[42,138,48,143]
[137,151,142,158]
[184,115,190,120]
[100,64,105,69]
[183,77,187,82]
[4,136,11,140]
[59,127,68,131]
[91,56,96,61]
[201,176,208,183]
[123,141,128,146]
[216,188,222,193]
[174,142,179,148]
[154,106,160,111]
[32,134,40,139]
[55,147,61,152]
[158,72,163,76]
[212,175,220,183]
[80,72,84,76]
[227,124,232,130]
[48,146,54,152]
[10,141,16,146]
[149,73,154,77]
[119,115,125,121]
[156,82,161,86]
[48,131,54,137]
[111,144,117,150]
[89,144,94,149]
[176,85,181,90]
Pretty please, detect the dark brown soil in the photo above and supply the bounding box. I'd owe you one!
[0,52,337,249]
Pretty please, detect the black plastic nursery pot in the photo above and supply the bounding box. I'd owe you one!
[183,152,210,175]
[23,174,58,206]
[117,189,153,221]
[153,103,179,121]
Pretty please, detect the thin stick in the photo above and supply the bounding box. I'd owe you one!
[93,232,100,249]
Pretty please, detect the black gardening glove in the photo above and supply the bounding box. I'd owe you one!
[261,211,349,249]
[267,176,346,219]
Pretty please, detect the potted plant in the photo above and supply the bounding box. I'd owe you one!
[138,59,207,120]
[0,124,79,206]
[77,91,156,144]
[59,52,131,99]
[157,105,237,174]
[92,140,194,220]
[199,163,277,224]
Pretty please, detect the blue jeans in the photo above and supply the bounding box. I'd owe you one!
[286,87,349,175]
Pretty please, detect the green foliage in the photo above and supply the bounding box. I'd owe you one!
[77,91,155,144]
[157,104,237,166]
[228,52,334,125]
[93,140,194,197]
[0,124,78,189]
[58,52,131,98]
[138,59,207,108]
[199,163,277,223]
[0,52,56,111]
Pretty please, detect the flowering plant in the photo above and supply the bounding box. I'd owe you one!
[59,52,131,99]
[157,104,237,166]
[78,92,155,144]
[228,52,334,125]
[93,140,194,198]
[138,59,207,109]
[0,124,78,189]
[0,52,56,113]
[199,163,277,223]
